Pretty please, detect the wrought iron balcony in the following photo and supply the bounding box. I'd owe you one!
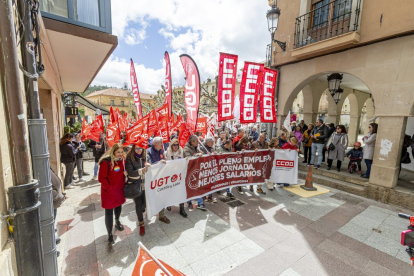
[39,0,112,34]
[294,0,361,49]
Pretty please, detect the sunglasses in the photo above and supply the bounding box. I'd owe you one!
[135,148,143,151]
[172,144,179,146]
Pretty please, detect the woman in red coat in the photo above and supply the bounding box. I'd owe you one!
[98,143,127,245]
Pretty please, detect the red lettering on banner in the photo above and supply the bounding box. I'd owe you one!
[164,52,172,117]
[276,160,294,168]
[180,55,200,131]
[150,174,181,190]
[130,59,143,119]
[218,53,238,121]
[240,62,264,123]
[260,68,278,123]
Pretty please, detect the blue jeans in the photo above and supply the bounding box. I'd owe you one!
[364,159,373,176]
[188,198,204,206]
[94,162,99,176]
[310,143,324,166]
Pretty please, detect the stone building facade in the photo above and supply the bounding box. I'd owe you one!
[268,0,414,189]
[84,88,155,121]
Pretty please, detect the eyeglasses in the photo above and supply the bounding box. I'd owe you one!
[135,148,143,151]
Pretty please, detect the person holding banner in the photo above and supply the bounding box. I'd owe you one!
[199,137,218,204]
[165,138,188,218]
[125,145,150,236]
[266,137,280,191]
[184,135,207,211]
[250,133,269,194]
[98,143,127,245]
[147,137,170,224]
[216,140,236,198]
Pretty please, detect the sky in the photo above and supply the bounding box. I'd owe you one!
[92,0,270,94]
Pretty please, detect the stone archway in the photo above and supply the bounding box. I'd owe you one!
[340,93,359,145]
[361,98,375,135]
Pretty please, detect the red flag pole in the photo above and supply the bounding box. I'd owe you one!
[138,242,173,276]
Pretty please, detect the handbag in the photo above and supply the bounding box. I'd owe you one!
[302,138,309,144]
[401,152,411,164]
[328,143,335,151]
[123,159,144,199]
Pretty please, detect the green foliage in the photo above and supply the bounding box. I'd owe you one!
[82,85,112,97]
[78,108,85,117]
[63,121,82,134]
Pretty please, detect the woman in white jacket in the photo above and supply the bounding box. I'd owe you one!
[165,138,187,218]
[361,123,378,178]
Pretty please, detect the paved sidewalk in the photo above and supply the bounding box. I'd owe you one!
[56,160,414,276]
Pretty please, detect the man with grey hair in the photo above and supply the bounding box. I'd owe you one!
[147,136,170,224]
[200,137,217,203]
[184,135,207,210]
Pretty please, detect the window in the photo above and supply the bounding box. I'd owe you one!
[110,100,114,106]
[212,86,215,92]
[333,0,352,20]
[312,0,330,28]
[121,101,124,106]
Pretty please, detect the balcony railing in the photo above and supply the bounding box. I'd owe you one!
[39,0,112,34]
[294,0,361,49]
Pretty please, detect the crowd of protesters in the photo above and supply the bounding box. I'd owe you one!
[58,116,414,246]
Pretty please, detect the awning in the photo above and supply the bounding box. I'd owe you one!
[64,92,109,115]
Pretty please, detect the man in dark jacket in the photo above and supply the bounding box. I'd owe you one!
[250,127,259,142]
[184,135,207,210]
[200,137,215,155]
[309,119,328,169]
[146,137,170,224]
[278,133,288,148]
[322,123,336,162]
[88,133,107,180]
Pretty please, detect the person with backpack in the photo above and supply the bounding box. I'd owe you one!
[125,145,150,236]
[98,143,127,245]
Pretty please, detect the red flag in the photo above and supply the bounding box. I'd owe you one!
[110,106,116,124]
[157,114,170,143]
[132,246,185,276]
[170,114,184,133]
[260,67,278,123]
[80,118,91,141]
[240,62,264,123]
[218,53,238,122]
[124,116,149,149]
[106,122,120,148]
[96,114,105,133]
[180,54,200,132]
[88,120,101,142]
[196,117,208,134]
[164,52,172,117]
[156,103,170,119]
[179,123,193,148]
[130,59,143,119]
[146,110,158,137]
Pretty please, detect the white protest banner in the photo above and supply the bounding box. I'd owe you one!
[269,149,298,184]
[283,111,291,133]
[144,159,188,219]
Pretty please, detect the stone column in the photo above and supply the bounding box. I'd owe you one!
[302,112,317,125]
[369,116,407,188]
[347,115,361,145]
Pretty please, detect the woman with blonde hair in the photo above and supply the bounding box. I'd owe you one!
[98,143,127,245]
[165,139,187,218]
[125,145,150,236]
[59,133,77,189]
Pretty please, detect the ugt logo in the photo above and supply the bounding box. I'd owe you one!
[150,173,182,189]
[276,160,294,168]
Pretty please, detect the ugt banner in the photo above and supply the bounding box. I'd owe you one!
[260,67,277,123]
[180,54,200,132]
[240,62,264,123]
[218,53,238,122]
[145,150,281,219]
[164,51,172,117]
[130,59,143,119]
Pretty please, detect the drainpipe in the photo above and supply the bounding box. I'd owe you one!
[0,0,44,275]
[17,0,58,275]
[273,67,281,137]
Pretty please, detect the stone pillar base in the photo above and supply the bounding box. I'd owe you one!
[369,164,399,188]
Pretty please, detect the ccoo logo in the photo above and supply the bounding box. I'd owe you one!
[276,160,294,168]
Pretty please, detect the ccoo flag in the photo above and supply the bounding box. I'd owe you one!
[218,53,238,122]
[240,62,264,123]
[260,67,277,123]
[130,59,143,119]
[179,54,200,132]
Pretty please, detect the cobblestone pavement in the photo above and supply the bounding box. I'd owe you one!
[56,160,414,276]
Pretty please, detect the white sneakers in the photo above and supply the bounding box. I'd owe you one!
[65,184,75,189]
[92,175,98,180]
[77,178,86,182]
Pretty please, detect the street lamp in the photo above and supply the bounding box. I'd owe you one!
[327,73,343,96]
[267,3,286,53]
[333,87,344,104]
